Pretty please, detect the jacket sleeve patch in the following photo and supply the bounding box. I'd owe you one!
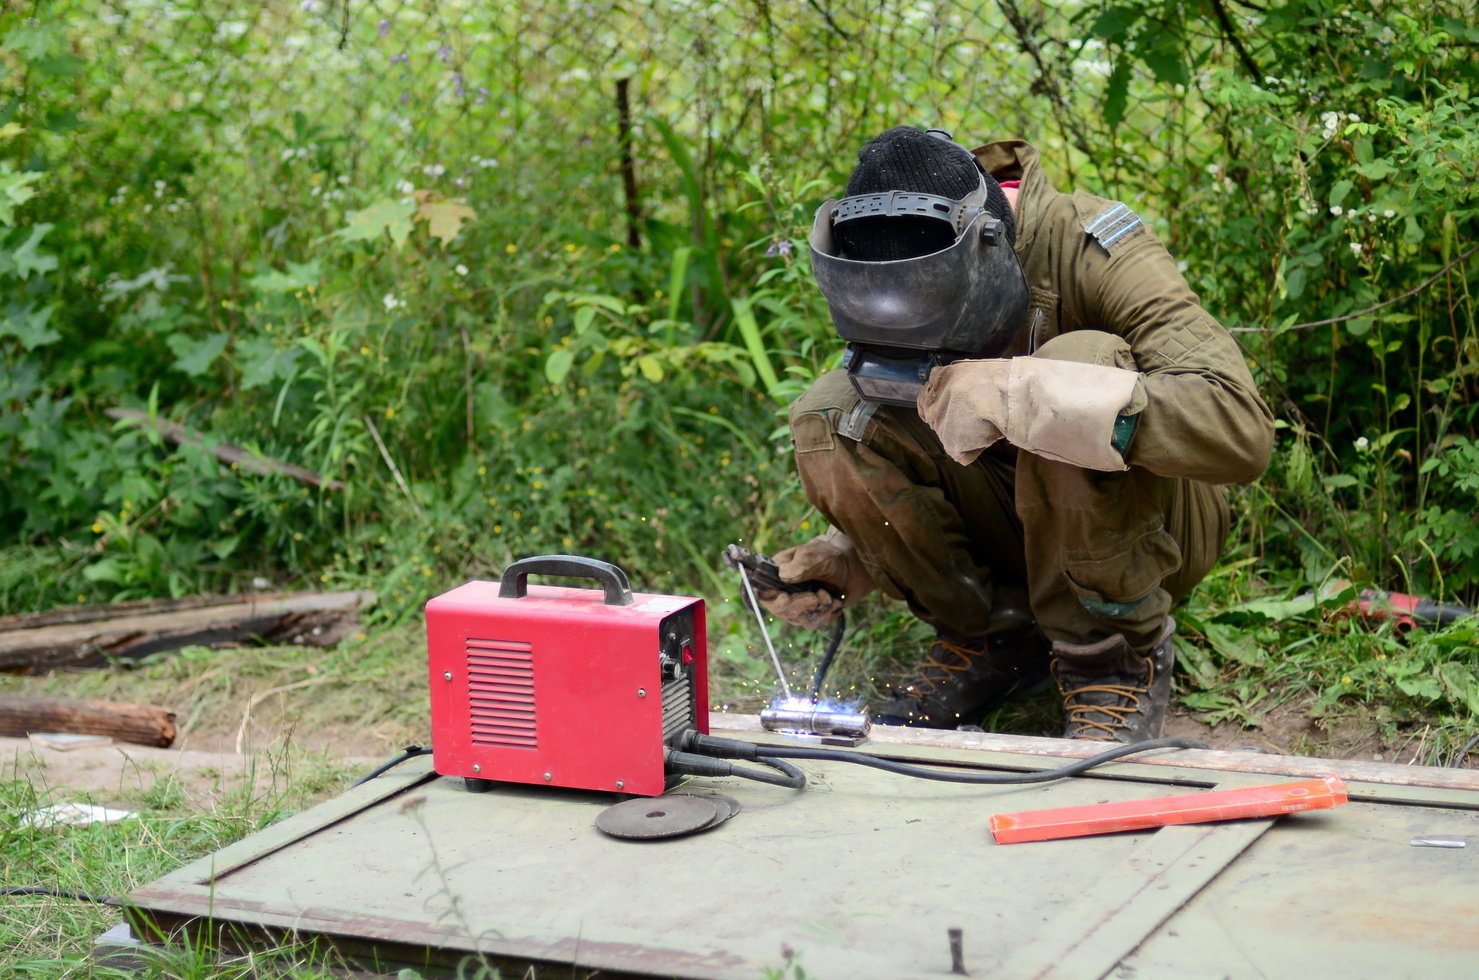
[1146,317,1216,366]
[1078,196,1145,254]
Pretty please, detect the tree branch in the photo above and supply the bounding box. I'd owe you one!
[1208,0,1263,79]
[993,0,1097,169]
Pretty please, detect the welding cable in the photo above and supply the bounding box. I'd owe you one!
[1,886,116,904]
[664,749,807,789]
[685,732,1208,785]
[808,612,847,703]
[1451,731,1479,768]
[351,744,435,788]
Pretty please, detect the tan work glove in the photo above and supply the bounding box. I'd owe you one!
[755,527,876,630]
[917,356,1144,472]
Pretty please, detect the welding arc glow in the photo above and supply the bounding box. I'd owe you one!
[761,696,871,738]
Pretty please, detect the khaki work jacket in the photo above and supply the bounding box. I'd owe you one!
[973,140,1274,486]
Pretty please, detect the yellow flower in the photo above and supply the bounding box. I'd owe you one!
[385,408,395,420]
[505,244,517,254]
[494,524,502,532]
[92,522,102,533]
[562,537,573,547]
[360,346,370,355]
[478,465,486,475]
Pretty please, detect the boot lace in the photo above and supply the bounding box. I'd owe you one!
[1055,658,1157,741]
[904,640,980,697]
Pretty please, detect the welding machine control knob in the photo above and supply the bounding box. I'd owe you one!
[659,630,690,680]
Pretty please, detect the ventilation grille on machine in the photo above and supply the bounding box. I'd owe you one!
[466,638,537,748]
[662,673,694,745]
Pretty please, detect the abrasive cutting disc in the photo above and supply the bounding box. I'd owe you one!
[596,795,718,840]
[671,791,741,823]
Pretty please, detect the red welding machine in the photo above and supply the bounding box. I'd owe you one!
[426,555,708,797]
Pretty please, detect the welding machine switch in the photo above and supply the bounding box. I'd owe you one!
[681,643,694,665]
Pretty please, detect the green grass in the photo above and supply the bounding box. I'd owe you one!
[0,741,363,979]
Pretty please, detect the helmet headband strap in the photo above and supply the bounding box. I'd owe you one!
[831,172,989,240]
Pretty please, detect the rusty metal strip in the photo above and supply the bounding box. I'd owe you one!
[711,715,1479,792]
[988,816,1273,980]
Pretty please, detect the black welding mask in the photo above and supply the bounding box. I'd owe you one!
[809,129,1030,406]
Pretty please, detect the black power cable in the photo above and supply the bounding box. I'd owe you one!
[664,749,806,789]
[808,612,847,702]
[351,745,434,788]
[1,886,116,904]
[685,732,1207,786]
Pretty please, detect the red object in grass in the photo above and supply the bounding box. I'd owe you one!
[989,775,1349,844]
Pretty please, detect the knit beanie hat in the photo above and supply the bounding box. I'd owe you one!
[835,126,1016,262]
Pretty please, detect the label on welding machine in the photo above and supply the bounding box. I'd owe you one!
[635,596,690,613]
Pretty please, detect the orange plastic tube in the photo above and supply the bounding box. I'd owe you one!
[989,774,1349,844]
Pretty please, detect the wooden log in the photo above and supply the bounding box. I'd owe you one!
[0,593,247,632]
[104,407,345,491]
[0,695,176,747]
[0,590,377,675]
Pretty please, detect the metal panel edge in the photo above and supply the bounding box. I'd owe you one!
[711,715,1479,792]
[128,760,439,895]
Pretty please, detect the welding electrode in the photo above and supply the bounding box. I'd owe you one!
[760,706,871,739]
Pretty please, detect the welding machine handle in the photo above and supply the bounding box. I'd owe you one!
[498,555,635,606]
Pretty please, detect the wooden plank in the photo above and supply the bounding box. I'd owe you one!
[0,695,176,747]
[105,407,344,490]
[0,590,376,673]
[989,817,1273,980]
[710,714,1479,793]
[0,593,247,632]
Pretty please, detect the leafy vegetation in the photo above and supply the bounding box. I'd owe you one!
[4,2,1479,967]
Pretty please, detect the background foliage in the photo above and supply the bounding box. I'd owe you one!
[2,0,1479,738]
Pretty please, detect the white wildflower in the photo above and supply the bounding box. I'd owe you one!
[1350,242,1363,255]
[1330,205,1344,216]
[455,264,468,276]
[383,293,405,312]
[1383,209,1395,218]
[1355,436,1370,450]
[1206,163,1220,175]
[396,179,414,194]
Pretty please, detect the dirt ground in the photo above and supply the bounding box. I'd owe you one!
[0,732,381,813]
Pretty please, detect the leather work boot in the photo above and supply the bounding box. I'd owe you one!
[876,627,1051,728]
[1051,617,1175,743]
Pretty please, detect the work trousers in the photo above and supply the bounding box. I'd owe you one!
[788,360,1230,653]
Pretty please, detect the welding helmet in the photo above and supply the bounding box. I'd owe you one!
[809,127,1030,405]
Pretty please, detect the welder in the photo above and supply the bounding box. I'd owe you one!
[753,127,1273,743]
